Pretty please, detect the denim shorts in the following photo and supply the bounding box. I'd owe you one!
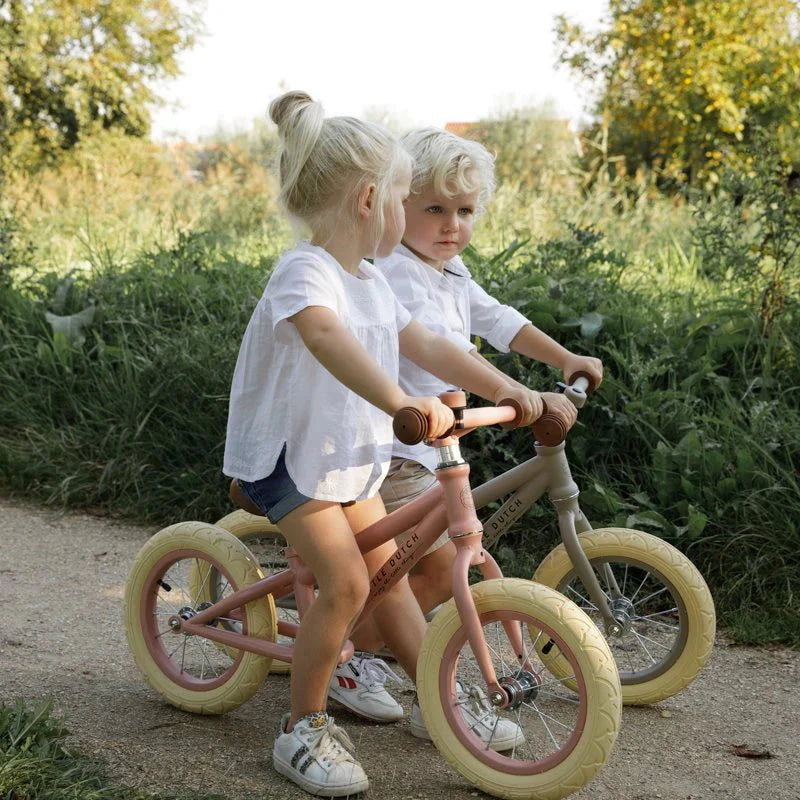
[238,446,312,524]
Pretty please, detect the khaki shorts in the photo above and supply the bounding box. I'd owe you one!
[380,458,450,555]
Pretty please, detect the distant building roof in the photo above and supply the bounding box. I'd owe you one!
[444,122,475,137]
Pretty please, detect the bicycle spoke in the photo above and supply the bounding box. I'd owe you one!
[537,690,581,704]
[192,558,213,607]
[631,629,672,651]
[633,614,679,631]
[631,630,657,664]
[166,637,185,661]
[636,607,679,620]
[628,571,651,603]
[535,675,577,692]
[525,700,573,731]
[197,639,221,678]
[634,586,670,608]
[518,628,544,677]
[531,701,560,749]
[625,644,636,673]
[565,585,598,611]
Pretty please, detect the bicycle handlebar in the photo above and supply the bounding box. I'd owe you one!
[393,375,597,447]
[393,404,518,446]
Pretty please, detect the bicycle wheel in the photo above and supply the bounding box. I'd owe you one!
[124,521,276,714]
[533,528,715,705]
[416,578,621,800]
[198,510,296,673]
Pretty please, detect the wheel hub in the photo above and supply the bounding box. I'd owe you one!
[497,671,539,710]
[608,596,635,635]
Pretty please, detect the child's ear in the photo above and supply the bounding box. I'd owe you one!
[357,183,377,220]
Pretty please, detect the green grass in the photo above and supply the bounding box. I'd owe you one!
[0,699,224,800]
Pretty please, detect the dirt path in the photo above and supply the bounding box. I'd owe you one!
[1,496,798,800]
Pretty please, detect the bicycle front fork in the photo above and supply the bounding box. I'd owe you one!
[551,484,627,638]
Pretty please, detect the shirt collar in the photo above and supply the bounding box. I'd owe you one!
[394,243,470,279]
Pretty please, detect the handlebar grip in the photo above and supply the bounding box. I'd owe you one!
[497,397,523,429]
[567,370,597,394]
[393,407,428,445]
[531,400,568,446]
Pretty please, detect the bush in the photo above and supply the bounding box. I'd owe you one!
[690,134,800,334]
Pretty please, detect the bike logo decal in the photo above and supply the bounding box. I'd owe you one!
[488,495,524,533]
[460,487,475,509]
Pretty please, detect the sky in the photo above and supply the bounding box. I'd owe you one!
[151,0,607,141]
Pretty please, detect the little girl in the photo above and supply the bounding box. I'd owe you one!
[341,128,603,730]
[223,93,540,797]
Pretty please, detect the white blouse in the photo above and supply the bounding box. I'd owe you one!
[377,244,528,471]
[223,241,411,502]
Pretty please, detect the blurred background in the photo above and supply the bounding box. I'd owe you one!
[1,0,798,645]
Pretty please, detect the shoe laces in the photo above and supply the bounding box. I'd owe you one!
[459,684,498,727]
[352,653,403,691]
[307,716,357,766]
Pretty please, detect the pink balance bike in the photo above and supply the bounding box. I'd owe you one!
[124,394,623,800]
[199,375,715,706]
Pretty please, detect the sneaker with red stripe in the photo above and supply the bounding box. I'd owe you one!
[328,652,404,722]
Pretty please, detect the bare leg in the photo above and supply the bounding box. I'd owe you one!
[351,538,457,655]
[277,500,369,730]
[345,496,427,682]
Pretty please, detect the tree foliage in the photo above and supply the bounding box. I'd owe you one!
[556,0,800,185]
[476,104,577,196]
[0,0,201,179]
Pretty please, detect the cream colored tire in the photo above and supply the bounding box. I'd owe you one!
[533,528,715,705]
[204,510,293,673]
[416,578,621,800]
[124,521,276,714]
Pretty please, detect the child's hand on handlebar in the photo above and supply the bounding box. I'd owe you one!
[400,395,455,440]
[492,386,543,426]
[561,353,603,389]
[540,392,578,430]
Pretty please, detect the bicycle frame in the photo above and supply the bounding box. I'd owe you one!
[470,439,622,634]
[173,406,532,707]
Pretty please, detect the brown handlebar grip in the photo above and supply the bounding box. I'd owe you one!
[532,398,568,446]
[532,414,568,446]
[393,407,428,445]
[498,397,523,429]
[567,370,598,394]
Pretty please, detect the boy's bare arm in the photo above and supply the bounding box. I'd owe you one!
[469,350,525,389]
[509,324,604,386]
[399,321,542,424]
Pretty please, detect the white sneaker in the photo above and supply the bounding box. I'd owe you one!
[328,652,404,722]
[273,712,369,797]
[410,684,526,752]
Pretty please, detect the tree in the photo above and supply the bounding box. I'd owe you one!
[0,0,201,179]
[556,0,800,185]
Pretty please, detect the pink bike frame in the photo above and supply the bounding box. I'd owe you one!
[176,405,530,708]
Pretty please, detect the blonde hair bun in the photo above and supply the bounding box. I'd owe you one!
[269,90,318,131]
[267,89,409,244]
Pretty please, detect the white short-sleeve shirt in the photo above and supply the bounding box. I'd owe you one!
[377,244,528,471]
[223,241,411,501]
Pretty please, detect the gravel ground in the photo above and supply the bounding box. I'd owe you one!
[1,496,798,800]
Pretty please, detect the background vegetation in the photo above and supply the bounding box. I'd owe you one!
[0,698,221,799]
[1,0,798,665]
